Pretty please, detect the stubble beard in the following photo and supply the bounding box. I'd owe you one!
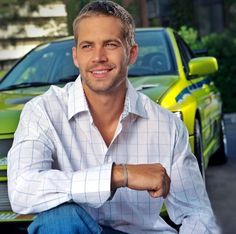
[81,63,128,95]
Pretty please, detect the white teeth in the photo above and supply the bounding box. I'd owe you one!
[92,70,108,74]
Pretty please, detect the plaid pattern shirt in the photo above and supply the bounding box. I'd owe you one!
[8,76,220,233]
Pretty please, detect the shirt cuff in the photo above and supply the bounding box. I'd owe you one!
[71,163,113,208]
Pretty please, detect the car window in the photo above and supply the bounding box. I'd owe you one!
[174,33,194,74]
[0,40,79,90]
[129,30,176,76]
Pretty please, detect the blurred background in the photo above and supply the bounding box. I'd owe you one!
[0,0,236,233]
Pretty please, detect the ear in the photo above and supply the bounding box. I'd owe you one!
[72,47,79,68]
[128,44,138,65]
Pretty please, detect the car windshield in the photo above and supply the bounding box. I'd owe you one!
[0,30,176,91]
[129,30,175,77]
[0,39,79,90]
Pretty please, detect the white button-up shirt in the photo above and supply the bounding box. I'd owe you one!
[8,76,220,233]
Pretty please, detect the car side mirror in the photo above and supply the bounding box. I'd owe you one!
[188,57,218,77]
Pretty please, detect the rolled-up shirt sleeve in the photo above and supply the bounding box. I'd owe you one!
[7,100,113,214]
[71,163,113,208]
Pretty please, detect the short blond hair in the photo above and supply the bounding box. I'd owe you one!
[73,1,135,47]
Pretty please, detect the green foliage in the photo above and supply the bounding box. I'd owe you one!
[202,33,236,113]
[178,26,202,50]
[179,26,236,113]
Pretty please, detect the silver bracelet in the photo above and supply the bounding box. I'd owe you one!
[122,164,128,187]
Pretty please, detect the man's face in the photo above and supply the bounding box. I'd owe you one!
[72,15,137,94]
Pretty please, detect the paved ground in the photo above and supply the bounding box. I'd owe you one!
[206,113,236,234]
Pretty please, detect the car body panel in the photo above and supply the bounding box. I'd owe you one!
[129,75,179,102]
[0,87,50,135]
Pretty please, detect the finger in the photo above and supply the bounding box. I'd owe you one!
[148,190,162,198]
[147,172,171,198]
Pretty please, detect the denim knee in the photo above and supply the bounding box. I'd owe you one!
[28,203,102,234]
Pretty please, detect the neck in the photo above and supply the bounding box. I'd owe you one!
[84,83,126,116]
[83,82,127,146]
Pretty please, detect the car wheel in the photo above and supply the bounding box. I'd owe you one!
[194,118,206,183]
[209,118,228,165]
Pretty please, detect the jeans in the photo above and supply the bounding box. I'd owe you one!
[28,203,127,234]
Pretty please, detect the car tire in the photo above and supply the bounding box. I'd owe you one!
[209,118,228,166]
[194,118,206,183]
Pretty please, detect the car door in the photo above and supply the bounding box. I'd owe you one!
[174,33,216,151]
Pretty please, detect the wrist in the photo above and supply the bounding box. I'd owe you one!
[111,163,128,190]
[122,164,128,187]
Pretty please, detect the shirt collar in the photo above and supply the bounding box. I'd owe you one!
[68,76,148,120]
[68,75,89,120]
[123,79,148,119]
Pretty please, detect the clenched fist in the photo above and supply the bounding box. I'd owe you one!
[112,163,171,198]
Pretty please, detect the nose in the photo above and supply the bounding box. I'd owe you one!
[92,46,108,63]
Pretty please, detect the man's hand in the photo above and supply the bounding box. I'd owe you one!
[111,163,171,198]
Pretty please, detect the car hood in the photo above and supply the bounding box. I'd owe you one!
[0,75,178,135]
[0,86,49,134]
[129,75,178,102]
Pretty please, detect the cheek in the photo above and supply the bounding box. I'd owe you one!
[116,51,130,66]
[122,55,131,68]
[77,56,88,69]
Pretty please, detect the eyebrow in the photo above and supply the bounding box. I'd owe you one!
[105,39,122,44]
[78,39,122,47]
[78,41,93,46]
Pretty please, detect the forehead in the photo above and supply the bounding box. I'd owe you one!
[76,15,124,40]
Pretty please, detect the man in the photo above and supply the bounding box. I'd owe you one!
[8,1,220,233]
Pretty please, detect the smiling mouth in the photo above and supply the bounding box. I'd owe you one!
[91,69,110,74]
[90,66,114,77]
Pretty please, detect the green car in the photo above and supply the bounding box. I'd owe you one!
[0,27,226,223]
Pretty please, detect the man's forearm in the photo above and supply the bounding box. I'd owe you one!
[111,163,171,198]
